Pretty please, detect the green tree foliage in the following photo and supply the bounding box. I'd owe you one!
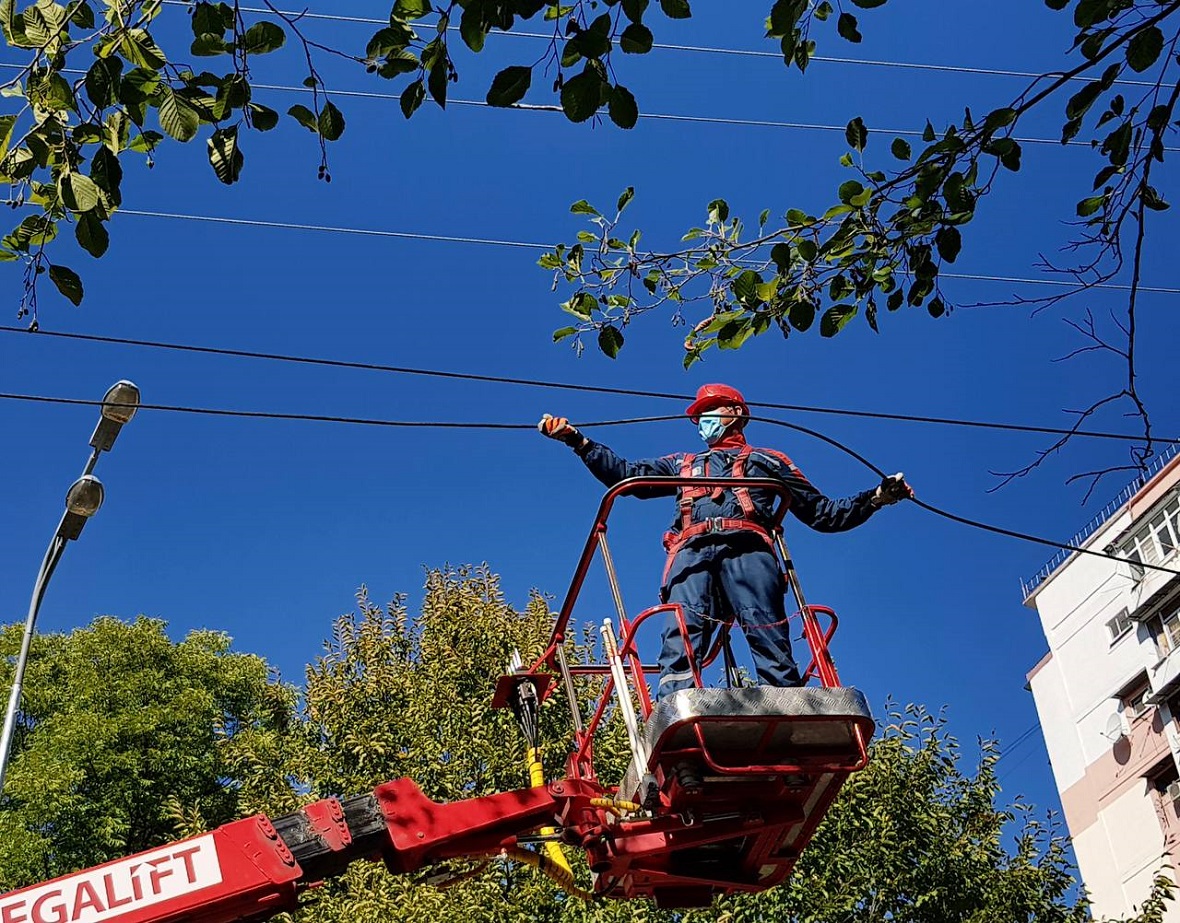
[0,615,295,889]
[1,576,1175,922]
[227,570,1172,923]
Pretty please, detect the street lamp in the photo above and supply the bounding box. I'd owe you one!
[0,380,138,794]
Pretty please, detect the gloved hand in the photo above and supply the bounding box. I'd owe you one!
[873,472,913,507]
[538,414,585,448]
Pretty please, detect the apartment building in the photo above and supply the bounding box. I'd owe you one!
[1024,445,1180,921]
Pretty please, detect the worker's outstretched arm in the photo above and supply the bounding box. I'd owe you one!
[755,451,911,532]
[538,415,679,495]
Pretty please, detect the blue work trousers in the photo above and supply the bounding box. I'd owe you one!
[656,534,803,698]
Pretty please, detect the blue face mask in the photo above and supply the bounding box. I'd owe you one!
[697,412,729,446]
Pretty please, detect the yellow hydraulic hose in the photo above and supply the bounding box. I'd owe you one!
[505,846,594,901]
[589,797,642,816]
[526,746,574,876]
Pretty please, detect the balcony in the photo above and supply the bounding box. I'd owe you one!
[1149,646,1180,705]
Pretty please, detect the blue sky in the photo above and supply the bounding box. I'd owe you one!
[2,0,1178,847]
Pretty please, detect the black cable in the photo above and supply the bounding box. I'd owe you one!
[3,325,1172,446]
[0,392,679,430]
[747,414,1180,579]
[1,389,1172,579]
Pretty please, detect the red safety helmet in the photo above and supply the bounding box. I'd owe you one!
[685,383,748,422]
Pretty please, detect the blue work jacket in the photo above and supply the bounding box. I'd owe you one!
[574,438,878,534]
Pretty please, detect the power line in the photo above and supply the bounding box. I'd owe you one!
[1,62,1158,150]
[250,81,1180,152]
[163,1,1159,89]
[4,324,1175,445]
[115,208,1180,296]
[2,389,1176,579]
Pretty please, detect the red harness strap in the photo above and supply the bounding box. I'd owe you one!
[662,446,777,583]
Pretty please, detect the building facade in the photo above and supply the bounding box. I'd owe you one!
[1024,446,1180,921]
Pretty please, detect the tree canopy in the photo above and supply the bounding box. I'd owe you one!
[2,568,1173,920]
[0,615,295,889]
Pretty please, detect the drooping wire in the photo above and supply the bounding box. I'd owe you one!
[747,414,1180,579]
[3,325,1174,445]
[0,389,1174,579]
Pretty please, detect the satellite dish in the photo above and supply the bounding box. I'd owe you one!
[1102,713,1127,742]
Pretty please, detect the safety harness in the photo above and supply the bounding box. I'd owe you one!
[661,445,782,582]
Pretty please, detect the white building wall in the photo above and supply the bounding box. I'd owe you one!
[1025,454,1180,921]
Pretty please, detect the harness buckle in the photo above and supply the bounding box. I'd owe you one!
[705,516,725,533]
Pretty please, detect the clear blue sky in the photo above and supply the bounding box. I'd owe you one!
[2,0,1178,842]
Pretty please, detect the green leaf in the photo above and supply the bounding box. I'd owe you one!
[620,22,653,53]
[788,298,815,331]
[427,58,448,108]
[922,120,936,142]
[121,28,166,69]
[622,0,648,22]
[486,65,531,107]
[820,304,857,337]
[61,173,101,212]
[48,264,83,305]
[248,103,278,131]
[158,87,200,142]
[207,125,242,183]
[560,67,603,123]
[0,114,15,164]
[288,103,319,132]
[553,326,578,342]
[838,179,864,204]
[128,130,163,153]
[598,324,624,358]
[1126,26,1163,73]
[890,137,911,160]
[393,0,431,19]
[84,58,122,108]
[934,225,961,262]
[318,101,345,140]
[400,79,426,118]
[89,146,122,205]
[1076,194,1105,217]
[707,198,729,223]
[608,84,638,129]
[796,239,817,261]
[561,291,596,319]
[75,210,108,257]
[1141,185,1169,211]
[242,20,285,54]
[617,186,635,213]
[659,0,690,18]
[1066,80,1102,120]
[845,116,867,152]
[836,11,861,42]
[459,5,485,51]
[191,2,221,35]
[927,297,945,318]
[717,318,755,350]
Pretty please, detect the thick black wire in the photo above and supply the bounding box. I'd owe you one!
[2,326,1172,446]
[1,390,1173,580]
[747,414,1180,579]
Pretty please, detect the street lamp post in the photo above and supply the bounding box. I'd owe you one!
[0,381,140,794]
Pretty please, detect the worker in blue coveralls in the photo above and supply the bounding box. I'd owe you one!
[539,383,912,699]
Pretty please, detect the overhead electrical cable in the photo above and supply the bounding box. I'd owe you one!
[4,325,1175,445]
[111,209,1180,296]
[0,389,1175,580]
[0,63,1170,151]
[157,0,1159,88]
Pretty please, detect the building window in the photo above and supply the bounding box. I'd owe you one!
[1124,684,1152,721]
[1106,609,1134,643]
[1149,758,1180,807]
[1148,601,1180,656]
[1120,494,1180,581]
